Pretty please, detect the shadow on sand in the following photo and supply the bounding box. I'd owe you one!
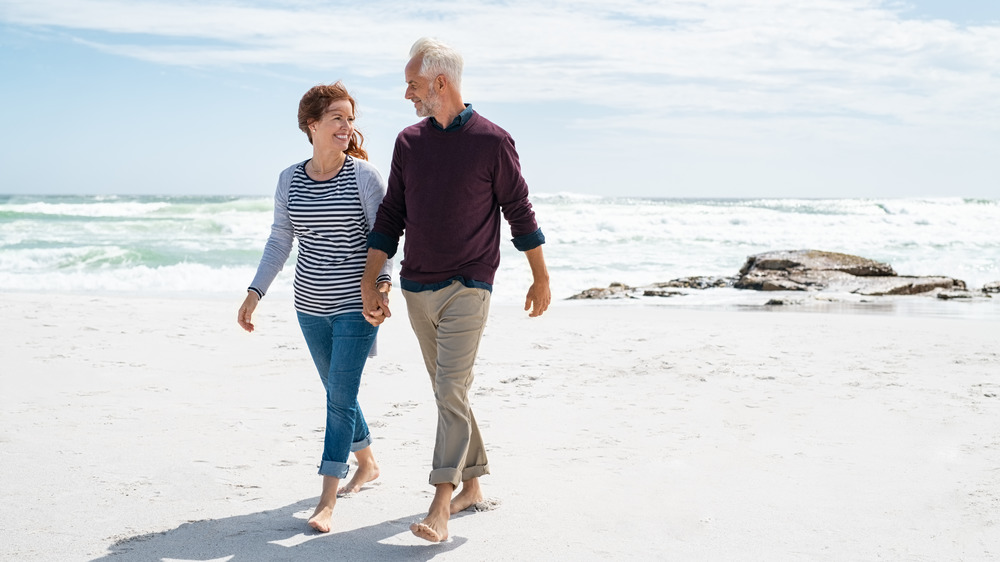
[91,499,468,561]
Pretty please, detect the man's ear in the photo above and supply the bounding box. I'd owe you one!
[435,75,446,91]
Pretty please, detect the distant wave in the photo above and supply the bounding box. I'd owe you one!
[0,195,272,219]
[532,193,997,216]
[2,195,998,300]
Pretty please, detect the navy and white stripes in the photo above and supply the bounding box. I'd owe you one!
[287,158,369,316]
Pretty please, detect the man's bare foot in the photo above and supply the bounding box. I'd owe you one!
[338,461,379,495]
[410,514,448,543]
[411,483,453,542]
[450,478,483,514]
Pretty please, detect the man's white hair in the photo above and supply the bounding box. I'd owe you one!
[409,37,463,91]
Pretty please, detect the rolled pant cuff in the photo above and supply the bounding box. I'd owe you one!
[318,460,350,479]
[350,434,372,453]
[429,464,490,487]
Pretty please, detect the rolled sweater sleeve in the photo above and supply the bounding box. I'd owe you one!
[494,135,544,251]
[368,136,407,259]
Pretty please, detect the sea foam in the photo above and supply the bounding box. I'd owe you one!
[2,195,997,305]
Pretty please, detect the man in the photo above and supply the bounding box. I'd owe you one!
[360,37,550,543]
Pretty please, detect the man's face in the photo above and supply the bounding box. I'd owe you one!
[404,55,439,118]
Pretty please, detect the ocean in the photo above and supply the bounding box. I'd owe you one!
[2,194,998,316]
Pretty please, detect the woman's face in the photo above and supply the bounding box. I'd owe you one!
[312,99,355,150]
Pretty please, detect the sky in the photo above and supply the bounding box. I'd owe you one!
[1,0,998,199]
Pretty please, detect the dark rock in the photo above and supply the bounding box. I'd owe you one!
[735,250,966,295]
[982,281,1000,294]
[652,276,736,290]
[643,288,686,298]
[937,291,974,300]
[569,277,734,299]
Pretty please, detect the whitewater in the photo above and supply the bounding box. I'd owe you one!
[2,194,997,310]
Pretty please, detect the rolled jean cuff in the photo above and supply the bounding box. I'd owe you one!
[350,434,372,453]
[429,464,490,487]
[318,460,350,479]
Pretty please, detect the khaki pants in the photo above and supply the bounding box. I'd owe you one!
[403,281,491,487]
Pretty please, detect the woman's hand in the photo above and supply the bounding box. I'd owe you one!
[238,290,260,333]
[376,281,391,296]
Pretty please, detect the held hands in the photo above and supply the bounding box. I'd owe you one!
[238,290,260,333]
[362,282,392,327]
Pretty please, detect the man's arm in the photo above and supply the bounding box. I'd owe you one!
[361,135,408,327]
[523,245,551,317]
[361,248,391,326]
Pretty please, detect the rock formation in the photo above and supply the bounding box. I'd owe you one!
[734,250,965,296]
[568,249,975,299]
[567,277,734,300]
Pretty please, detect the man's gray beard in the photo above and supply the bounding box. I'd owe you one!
[416,88,439,117]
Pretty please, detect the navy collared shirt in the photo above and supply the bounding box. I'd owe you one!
[429,103,474,131]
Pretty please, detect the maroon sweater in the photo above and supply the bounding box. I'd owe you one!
[369,111,544,289]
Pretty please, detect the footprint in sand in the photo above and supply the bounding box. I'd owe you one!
[384,401,418,417]
[469,497,502,512]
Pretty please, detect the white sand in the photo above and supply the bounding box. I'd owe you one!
[2,292,999,561]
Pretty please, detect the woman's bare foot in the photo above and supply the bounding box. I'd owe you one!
[339,447,380,495]
[411,483,453,542]
[308,503,335,533]
[450,477,483,514]
[307,475,340,533]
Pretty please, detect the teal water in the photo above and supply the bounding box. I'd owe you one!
[2,194,998,314]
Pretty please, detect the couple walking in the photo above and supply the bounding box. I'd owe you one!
[238,37,550,543]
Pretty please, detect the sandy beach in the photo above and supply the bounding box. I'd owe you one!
[2,291,998,560]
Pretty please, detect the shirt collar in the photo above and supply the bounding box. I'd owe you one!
[430,104,474,131]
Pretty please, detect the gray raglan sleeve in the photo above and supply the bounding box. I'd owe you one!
[248,165,297,297]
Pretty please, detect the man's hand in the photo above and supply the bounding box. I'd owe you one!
[361,249,392,326]
[524,280,551,317]
[523,246,551,317]
[362,282,392,326]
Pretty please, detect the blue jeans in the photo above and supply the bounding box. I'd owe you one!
[296,311,378,479]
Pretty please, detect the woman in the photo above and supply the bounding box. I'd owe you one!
[237,82,392,533]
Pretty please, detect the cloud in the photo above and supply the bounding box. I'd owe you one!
[3,0,999,133]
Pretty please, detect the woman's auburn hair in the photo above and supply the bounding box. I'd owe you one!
[298,81,368,160]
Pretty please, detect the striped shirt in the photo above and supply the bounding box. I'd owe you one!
[287,158,369,316]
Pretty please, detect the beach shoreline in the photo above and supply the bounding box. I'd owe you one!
[2,291,998,560]
[5,283,998,316]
